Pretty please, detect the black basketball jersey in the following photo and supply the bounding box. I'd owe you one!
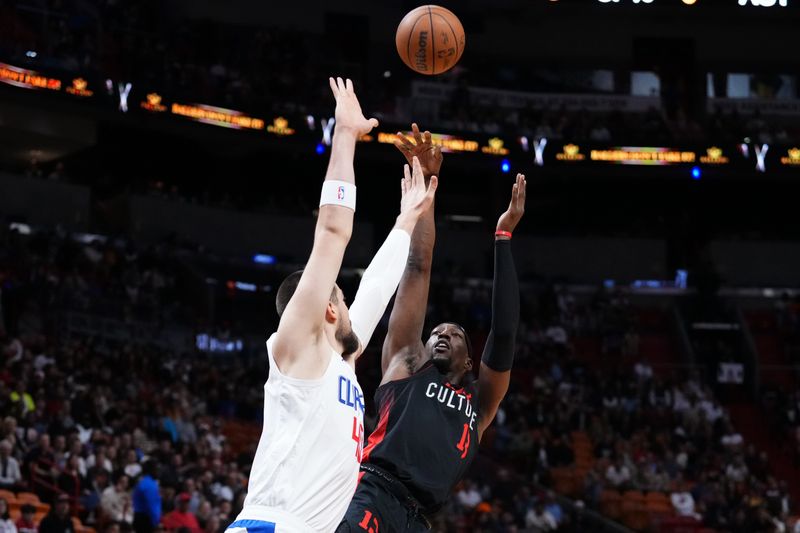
[361,362,480,513]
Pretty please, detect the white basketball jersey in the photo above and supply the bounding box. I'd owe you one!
[236,333,365,533]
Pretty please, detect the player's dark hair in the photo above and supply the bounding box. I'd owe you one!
[276,270,338,317]
[453,322,473,358]
[449,322,476,384]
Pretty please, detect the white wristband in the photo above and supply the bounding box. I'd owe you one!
[319,180,356,211]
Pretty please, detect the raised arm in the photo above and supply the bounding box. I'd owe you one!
[381,124,443,381]
[348,156,438,364]
[477,174,526,441]
[273,77,378,379]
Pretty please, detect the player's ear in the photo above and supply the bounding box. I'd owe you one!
[465,357,473,371]
[325,301,337,324]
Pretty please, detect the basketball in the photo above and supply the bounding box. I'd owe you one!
[395,5,465,76]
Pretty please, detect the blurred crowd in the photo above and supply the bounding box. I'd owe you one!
[1,221,799,533]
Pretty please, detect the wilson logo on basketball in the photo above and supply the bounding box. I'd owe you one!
[415,31,429,71]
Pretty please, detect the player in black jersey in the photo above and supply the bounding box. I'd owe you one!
[336,124,525,532]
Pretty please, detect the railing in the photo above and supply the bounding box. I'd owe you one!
[538,483,634,533]
[737,305,762,398]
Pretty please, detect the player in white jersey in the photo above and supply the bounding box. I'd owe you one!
[225,78,438,533]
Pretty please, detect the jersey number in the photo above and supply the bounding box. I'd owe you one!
[456,423,471,459]
[358,510,379,533]
[352,417,364,462]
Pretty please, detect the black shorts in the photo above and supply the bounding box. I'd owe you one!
[336,472,430,533]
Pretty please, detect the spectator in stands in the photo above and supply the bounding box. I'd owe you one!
[215,501,233,525]
[0,498,15,533]
[605,457,632,490]
[51,437,67,471]
[180,480,200,516]
[9,381,34,419]
[545,322,568,352]
[456,480,483,509]
[0,440,22,490]
[82,468,110,524]
[101,474,133,525]
[200,516,218,533]
[87,447,113,474]
[542,492,564,528]
[65,441,86,480]
[633,358,652,383]
[193,502,211,531]
[204,423,225,454]
[122,450,142,479]
[161,493,199,533]
[525,500,557,531]
[720,421,744,451]
[25,435,56,500]
[132,462,160,533]
[57,455,83,498]
[39,494,74,533]
[15,504,36,533]
[671,490,701,520]
[725,456,749,483]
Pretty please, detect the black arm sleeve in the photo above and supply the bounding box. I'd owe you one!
[481,239,519,372]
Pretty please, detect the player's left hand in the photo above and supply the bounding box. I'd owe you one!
[329,77,379,137]
[400,156,438,220]
[496,173,526,235]
[394,123,443,179]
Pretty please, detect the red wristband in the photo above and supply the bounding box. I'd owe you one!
[495,230,512,239]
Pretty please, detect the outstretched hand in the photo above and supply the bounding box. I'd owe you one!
[329,77,379,137]
[496,173,526,235]
[399,156,438,221]
[394,123,443,179]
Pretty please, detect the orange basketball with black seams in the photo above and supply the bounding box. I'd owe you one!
[395,5,465,76]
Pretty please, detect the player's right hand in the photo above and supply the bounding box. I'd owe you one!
[394,123,443,179]
[496,173,526,235]
[399,156,438,220]
[329,77,379,137]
